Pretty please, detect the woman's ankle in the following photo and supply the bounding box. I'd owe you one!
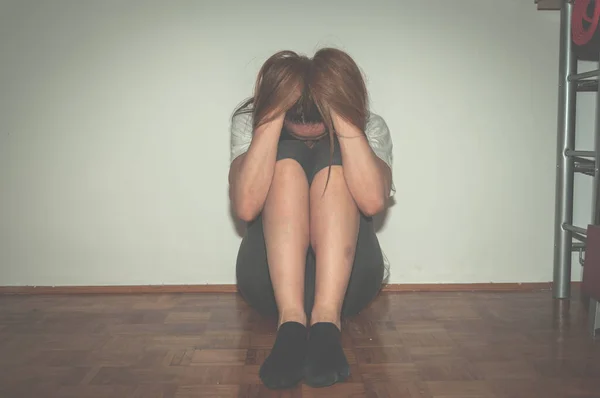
[278,308,307,328]
[310,307,342,330]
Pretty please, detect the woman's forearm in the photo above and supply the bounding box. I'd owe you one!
[338,134,391,216]
[229,119,283,221]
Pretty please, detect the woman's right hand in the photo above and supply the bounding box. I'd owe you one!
[253,78,302,133]
[256,112,285,134]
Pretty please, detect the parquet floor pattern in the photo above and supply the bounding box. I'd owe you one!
[0,291,599,397]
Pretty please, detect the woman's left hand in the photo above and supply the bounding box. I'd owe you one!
[330,110,363,138]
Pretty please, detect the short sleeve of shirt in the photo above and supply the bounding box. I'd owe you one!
[365,112,393,170]
[230,111,253,163]
[365,112,395,196]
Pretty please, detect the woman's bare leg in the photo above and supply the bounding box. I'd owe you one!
[309,165,360,328]
[258,157,310,390]
[304,164,359,388]
[262,158,310,326]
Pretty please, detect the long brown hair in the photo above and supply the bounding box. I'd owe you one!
[233,48,369,191]
[310,48,369,191]
[233,50,310,130]
[310,47,369,135]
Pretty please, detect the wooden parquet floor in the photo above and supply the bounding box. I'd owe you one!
[0,290,599,398]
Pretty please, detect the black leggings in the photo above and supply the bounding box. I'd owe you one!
[235,129,385,319]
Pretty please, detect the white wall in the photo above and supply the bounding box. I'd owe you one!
[0,0,595,286]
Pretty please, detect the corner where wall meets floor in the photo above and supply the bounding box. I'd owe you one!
[0,282,580,295]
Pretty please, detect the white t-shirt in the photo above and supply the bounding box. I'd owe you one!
[230,106,395,195]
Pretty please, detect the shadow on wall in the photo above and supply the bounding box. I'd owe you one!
[227,188,396,239]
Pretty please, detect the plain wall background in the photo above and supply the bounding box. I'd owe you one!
[0,0,597,286]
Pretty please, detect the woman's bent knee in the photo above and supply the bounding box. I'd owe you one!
[274,158,306,179]
[266,158,310,203]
